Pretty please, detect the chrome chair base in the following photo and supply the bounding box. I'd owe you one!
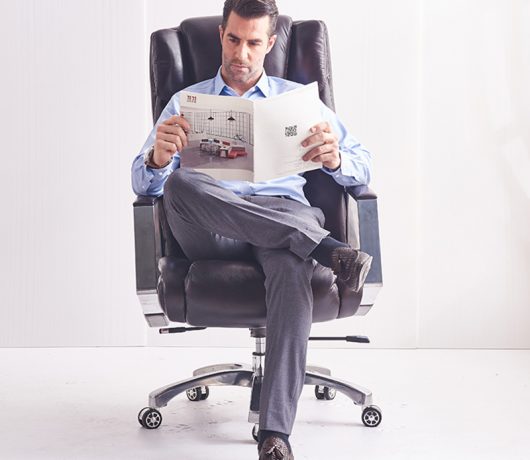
[144,330,378,431]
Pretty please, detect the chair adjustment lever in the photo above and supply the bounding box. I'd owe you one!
[159,326,207,334]
[308,335,370,343]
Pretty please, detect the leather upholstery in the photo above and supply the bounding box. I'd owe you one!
[149,16,365,326]
[150,16,335,122]
[157,256,358,327]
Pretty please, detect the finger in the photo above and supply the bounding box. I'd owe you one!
[157,124,187,137]
[162,115,181,126]
[301,131,327,148]
[158,123,181,135]
[311,152,336,164]
[161,115,191,134]
[303,139,339,160]
[303,144,331,162]
[155,139,178,154]
[158,124,188,148]
[309,121,332,134]
[176,114,191,132]
[157,131,176,143]
[158,132,183,150]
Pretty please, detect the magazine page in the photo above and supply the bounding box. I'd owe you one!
[252,82,323,182]
[179,91,255,181]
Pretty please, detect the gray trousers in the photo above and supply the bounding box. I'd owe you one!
[163,168,330,434]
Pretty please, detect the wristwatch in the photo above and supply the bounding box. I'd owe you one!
[144,147,171,169]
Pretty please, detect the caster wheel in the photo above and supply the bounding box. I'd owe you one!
[138,407,162,429]
[252,423,260,442]
[186,386,209,401]
[315,385,336,400]
[362,405,382,427]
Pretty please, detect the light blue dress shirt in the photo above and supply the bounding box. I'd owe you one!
[131,69,371,206]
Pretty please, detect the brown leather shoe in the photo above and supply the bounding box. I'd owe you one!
[258,436,294,460]
[331,247,373,292]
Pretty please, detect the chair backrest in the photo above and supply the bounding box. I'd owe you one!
[150,15,335,120]
[150,15,350,243]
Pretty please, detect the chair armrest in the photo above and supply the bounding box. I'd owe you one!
[133,194,173,327]
[345,185,377,201]
[346,187,383,287]
[133,195,164,292]
[133,195,162,207]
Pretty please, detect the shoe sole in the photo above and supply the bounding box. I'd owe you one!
[337,251,372,292]
[349,252,373,292]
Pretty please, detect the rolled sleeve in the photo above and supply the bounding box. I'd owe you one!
[131,94,182,196]
[131,152,179,196]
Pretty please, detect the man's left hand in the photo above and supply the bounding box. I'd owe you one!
[301,122,341,171]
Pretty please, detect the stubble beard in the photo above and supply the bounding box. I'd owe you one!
[223,59,259,86]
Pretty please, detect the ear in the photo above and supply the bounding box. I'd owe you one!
[266,34,277,54]
[219,25,224,44]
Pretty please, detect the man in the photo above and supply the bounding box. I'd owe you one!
[131,1,372,458]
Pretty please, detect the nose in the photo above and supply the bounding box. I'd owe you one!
[234,42,249,61]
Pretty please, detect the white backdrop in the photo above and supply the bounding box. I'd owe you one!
[0,0,528,348]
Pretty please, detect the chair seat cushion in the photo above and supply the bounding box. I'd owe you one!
[158,256,345,327]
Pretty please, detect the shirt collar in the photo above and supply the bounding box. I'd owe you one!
[213,67,271,98]
[254,70,270,97]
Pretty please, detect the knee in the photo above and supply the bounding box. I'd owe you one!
[262,251,314,310]
[263,249,313,283]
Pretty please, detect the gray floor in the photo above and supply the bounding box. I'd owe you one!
[1,347,529,460]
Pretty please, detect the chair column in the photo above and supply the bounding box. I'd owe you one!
[248,327,266,424]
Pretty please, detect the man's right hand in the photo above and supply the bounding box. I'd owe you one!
[153,114,191,166]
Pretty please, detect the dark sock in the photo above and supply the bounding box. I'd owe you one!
[258,430,291,452]
[309,236,349,268]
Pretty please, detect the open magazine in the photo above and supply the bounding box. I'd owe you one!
[179,82,324,182]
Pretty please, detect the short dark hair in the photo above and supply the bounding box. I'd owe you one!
[222,0,279,36]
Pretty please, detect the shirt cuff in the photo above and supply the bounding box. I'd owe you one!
[142,158,176,195]
[322,152,343,176]
[321,151,359,186]
[322,166,343,179]
[146,162,173,173]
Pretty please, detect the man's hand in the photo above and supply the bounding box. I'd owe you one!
[301,121,341,171]
[153,114,191,166]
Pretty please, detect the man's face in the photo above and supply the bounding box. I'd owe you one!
[219,12,276,92]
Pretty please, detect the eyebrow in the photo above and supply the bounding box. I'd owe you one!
[227,32,263,44]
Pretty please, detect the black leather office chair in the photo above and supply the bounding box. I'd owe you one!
[134,15,383,439]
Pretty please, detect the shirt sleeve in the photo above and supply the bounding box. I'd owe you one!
[318,102,372,187]
[131,94,182,196]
